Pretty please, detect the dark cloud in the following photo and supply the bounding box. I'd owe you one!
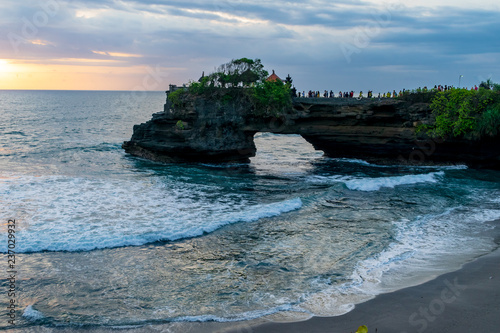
[0,0,498,91]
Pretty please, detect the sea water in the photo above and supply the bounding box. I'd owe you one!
[1,90,499,329]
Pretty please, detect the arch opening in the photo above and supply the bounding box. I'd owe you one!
[250,132,324,175]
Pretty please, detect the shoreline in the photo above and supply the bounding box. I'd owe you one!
[13,243,500,333]
[223,245,500,333]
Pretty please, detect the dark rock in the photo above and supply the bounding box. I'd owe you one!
[123,94,500,169]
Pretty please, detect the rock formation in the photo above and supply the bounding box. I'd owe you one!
[123,92,500,169]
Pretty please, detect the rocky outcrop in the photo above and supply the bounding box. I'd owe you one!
[122,92,258,163]
[123,93,500,169]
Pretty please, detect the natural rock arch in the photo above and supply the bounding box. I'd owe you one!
[123,94,500,169]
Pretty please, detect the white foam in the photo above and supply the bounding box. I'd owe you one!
[0,175,302,253]
[415,164,468,170]
[22,305,45,321]
[345,171,444,191]
[489,197,500,204]
[331,158,467,170]
[351,207,500,291]
[307,171,444,191]
[297,205,500,317]
[332,158,374,166]
[173,303,301,323]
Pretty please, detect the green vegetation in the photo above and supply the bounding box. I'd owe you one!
[208,57,269,88]
[168,88,186,108]
[169,58,292,117]
[355,325,368,333]
[397,90,438,103]
[476,103,500,137]
[175,120,185,130]
[252,79,292,117]
[424,84,500,139]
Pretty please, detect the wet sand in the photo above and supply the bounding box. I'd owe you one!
[224,246,500,333]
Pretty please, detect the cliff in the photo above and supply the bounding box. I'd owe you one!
[122,92,500,169]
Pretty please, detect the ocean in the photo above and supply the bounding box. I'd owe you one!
[1,90,499,330]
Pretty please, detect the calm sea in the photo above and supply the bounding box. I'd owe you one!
[1,90,499,330]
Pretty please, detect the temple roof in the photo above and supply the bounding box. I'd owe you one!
[266,70,282,82]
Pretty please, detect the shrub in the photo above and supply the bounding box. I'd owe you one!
[168,89,187,108]
[175,120,185,130]
[251,79,292,117]
[476,104,500,137]
[428,87,500,139]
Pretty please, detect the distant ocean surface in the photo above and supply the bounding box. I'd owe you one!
[1,90,500,330]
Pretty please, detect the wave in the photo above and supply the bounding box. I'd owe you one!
[331,157,376,166]
[4,131,27,136]
[349,206,500,290]
[331,157,467,170]
[199,162,250,169]
[61,142,121,153]
[296,205,500,317]
[20,303,305,328]
[172,304,301,323]
[344,171,444,191]
[0,174,302,253]
[22,305,45,322]
[307,171,444,191]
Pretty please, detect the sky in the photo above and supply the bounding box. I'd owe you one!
[0,0,499,92]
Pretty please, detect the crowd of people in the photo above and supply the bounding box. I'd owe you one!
[295,84,477,99]
[297,89,403,99]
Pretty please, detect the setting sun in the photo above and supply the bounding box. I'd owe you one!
[0,59,10,73]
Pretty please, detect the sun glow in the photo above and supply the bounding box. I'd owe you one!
[0,59,184,90]
[0,59,11,73]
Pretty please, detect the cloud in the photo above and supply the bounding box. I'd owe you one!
[0,0,498,91]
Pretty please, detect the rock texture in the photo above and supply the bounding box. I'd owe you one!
[123,93,500,169]
[123,92,258,163]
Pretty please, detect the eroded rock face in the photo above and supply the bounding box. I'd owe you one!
[122,93,258,163]
[123,94,500,169]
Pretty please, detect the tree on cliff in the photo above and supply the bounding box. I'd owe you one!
[170,58,291,117]
[209,58,268,88]
[252,79,292,117]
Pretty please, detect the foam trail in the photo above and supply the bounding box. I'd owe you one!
[307,171,444,191]
[345,171,444,191]
[332,158,467,170]
[296,205,500,318]
[0,174,302,253]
